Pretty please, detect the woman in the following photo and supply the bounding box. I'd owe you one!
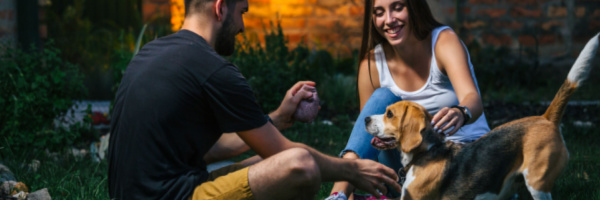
[327,0,490,199]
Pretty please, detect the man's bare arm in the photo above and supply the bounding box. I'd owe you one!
[203,133,250,164]
[237,123,401,197]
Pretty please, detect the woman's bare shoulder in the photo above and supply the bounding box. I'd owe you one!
[358,48,380,89]
[359,48,378,69]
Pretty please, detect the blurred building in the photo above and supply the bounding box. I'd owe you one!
[0,0,49,50]
[142,0,600,64]
[0,0,18,47]
[430,0,600,66]
[2,0,599,64]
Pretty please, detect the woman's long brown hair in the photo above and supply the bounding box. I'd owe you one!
[357,0,443,90]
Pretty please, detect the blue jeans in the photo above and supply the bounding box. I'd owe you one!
[340,88,403,196]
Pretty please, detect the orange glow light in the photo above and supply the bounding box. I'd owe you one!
[171,0,185,32]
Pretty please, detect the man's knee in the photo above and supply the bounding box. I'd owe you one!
[247,148,321,199]
[282,148,321,187]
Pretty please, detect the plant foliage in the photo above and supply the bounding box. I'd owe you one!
[229,23,359,117]
[44,0,169,99]
[0,42,89,153]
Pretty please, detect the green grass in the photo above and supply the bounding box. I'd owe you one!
[2,116,599,199]
[551,124,600,199]
[1,150,109,199]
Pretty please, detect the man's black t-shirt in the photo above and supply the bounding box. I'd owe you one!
[108,30,267,199]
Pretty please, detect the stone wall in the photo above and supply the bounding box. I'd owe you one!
[243,0,363,55]
[3,0,599,62]
[431,0,600,65]
[143,0,171,22]
[153,0,364,55]
[146,0,600,62]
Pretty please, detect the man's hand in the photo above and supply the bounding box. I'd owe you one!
[269,81,316,130]
[348,159,402,198]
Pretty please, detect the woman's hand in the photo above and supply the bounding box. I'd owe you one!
[431,107,465,136]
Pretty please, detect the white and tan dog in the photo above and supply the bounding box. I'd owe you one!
[365,33,599,200]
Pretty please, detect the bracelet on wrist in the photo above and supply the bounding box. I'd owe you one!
[450,105,471,126]
[265,114,274,125]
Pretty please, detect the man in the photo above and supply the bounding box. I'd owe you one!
[107,0,402,198]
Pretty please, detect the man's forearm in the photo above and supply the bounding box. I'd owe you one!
[204,133,250,164]
[268,111,292,131]
[292,142,355,182]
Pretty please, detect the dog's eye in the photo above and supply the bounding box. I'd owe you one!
[386,110,393,118]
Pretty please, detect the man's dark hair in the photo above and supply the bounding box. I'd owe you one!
[184,0,242,16]
[184,0,205,16]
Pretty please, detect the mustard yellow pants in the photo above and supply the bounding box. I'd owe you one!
[191,163,254,200]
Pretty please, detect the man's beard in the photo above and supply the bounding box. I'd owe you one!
[214,14,237,56]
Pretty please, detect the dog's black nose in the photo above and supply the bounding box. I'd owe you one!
[365,117,371,124]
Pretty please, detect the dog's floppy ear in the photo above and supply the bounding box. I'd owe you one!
[400,105,426,153]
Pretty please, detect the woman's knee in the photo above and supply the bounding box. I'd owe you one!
[370,88,396,100]
[364,88,402,110]
[372,87,393,95]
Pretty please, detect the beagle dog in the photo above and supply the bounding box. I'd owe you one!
[365,33,599,200]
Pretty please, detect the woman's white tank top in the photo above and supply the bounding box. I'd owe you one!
[375,26,490,142]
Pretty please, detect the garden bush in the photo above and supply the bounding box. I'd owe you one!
[45,0,170,99]
[0,42,89,153]
[466,40,600,103]
[229,23,359,117]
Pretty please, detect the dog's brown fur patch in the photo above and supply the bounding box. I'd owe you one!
[383,102,431,153]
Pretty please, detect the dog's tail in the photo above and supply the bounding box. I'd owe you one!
[543,33,599,124]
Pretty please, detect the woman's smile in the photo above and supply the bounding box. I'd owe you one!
[385,25,404,38]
